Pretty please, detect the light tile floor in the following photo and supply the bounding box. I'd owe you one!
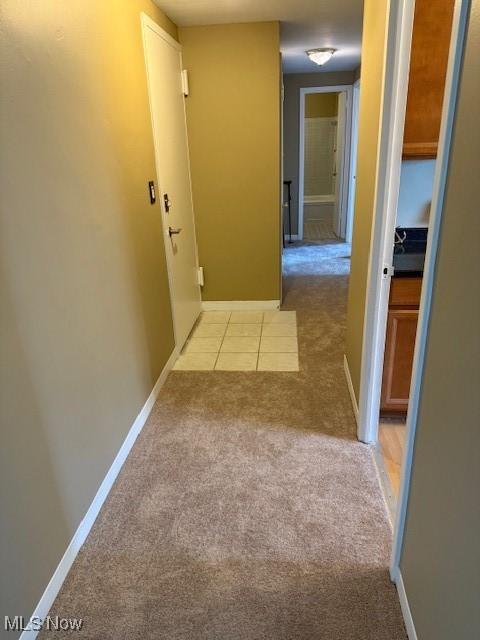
[173,310,299,371]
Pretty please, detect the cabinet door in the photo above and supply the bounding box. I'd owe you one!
[381,309,419,414]
[402,0,455,158]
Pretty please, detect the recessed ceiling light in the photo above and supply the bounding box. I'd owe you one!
[306,48,337,66]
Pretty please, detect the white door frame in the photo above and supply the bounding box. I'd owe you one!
[351,0,469,580]
[346,79,360,244]
[333,92,347,238]
[141,13,201,350]
[298,85,353,241]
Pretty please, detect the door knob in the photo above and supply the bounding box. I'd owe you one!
[168,227,182,237]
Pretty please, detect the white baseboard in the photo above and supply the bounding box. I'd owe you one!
[284,234,299,241]
[343,355,395,524]
[201,300,280,311]
[20,346,179,639]
[343,354,359,428]
[394,571,418,640]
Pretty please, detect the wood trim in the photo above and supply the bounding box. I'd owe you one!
[389,277,422,307]
[402,141,438,158]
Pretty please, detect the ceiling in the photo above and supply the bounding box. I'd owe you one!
[154,0,363,74]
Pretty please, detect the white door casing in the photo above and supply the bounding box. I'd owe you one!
[298,85,353,241]
[142,14,201,349]
[346,80,360,244]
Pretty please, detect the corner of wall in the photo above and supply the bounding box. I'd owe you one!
[344,0,390,400]
[179,22,281,302]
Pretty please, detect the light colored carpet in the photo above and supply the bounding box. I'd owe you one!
[42,241,407,639]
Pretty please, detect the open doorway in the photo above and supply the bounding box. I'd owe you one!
[350,0,467,586]
[370,0,459,518]
[280,80,360,329]
[297,85,355,243]
[302,92,338,240]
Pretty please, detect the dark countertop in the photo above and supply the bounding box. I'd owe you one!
[392,227,428,277]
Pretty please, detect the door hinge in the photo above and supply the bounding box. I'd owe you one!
[382,264,395,278]
[197,266,204,287]
[181,69,189,97]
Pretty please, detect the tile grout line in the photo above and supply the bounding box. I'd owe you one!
[257,315,265,370]
[223,310,262,371]
[212,317,229,370]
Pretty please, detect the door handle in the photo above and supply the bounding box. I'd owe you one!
[168,227,182,237]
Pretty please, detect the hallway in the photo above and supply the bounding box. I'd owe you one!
[43,242,407,639]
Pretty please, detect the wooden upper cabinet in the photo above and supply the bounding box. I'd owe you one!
[402,0,455,159]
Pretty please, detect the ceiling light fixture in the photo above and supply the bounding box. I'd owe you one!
[306,48,336,66]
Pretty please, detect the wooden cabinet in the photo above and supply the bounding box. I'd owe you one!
[381,278,422,415]
[381,309,419,414]
[389,276,422,307]
[402,0,455,158]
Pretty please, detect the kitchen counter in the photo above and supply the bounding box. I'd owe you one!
[392,227,428,277]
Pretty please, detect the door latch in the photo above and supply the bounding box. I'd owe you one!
[382,264,395,278]
[163,193,171,213]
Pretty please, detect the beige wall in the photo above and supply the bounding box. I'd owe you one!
[179,23,281,301]
[305,92,338,118]
[0,0,177,631]
[400,3,480,636]
[283,71,355,234]
[344,0,390,398]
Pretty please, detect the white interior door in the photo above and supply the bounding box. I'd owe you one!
[142,15,201,349]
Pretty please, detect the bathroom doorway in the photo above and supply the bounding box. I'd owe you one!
[298,85,355,242]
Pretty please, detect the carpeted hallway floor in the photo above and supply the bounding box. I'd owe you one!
[43,241,407,639]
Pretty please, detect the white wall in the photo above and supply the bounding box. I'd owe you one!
[396,159,436,227]
[304,117,337,197]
